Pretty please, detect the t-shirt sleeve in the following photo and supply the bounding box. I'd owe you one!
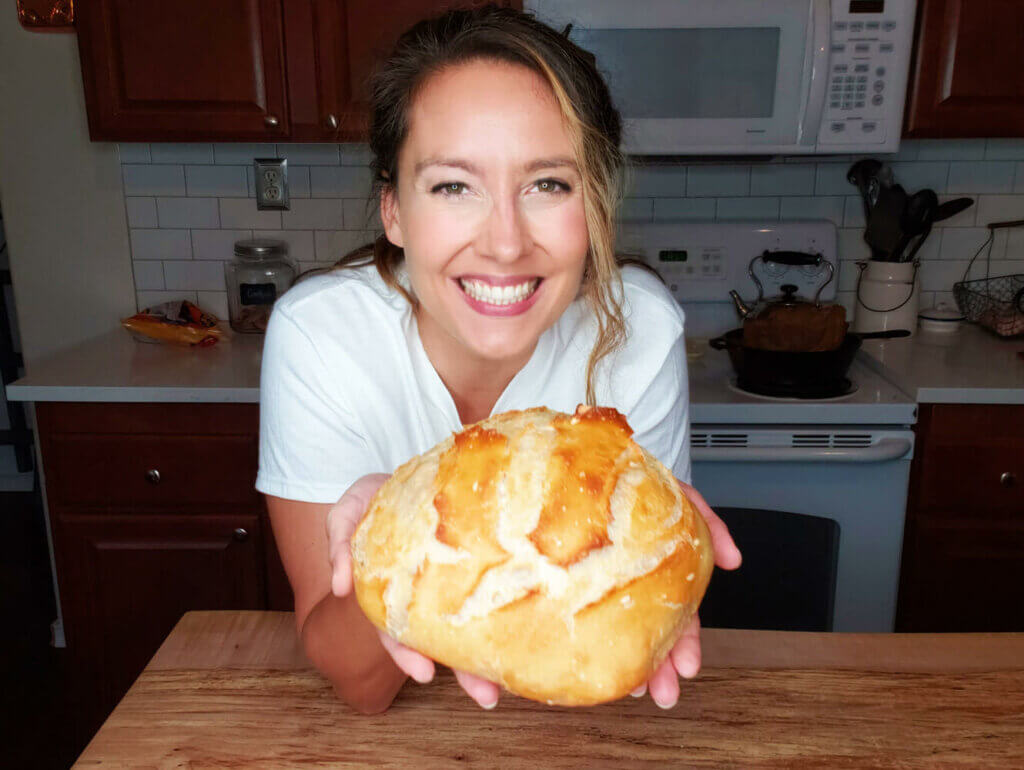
[626,332,692,486]
[255,307,379,504]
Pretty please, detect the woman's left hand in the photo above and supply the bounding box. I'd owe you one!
[629,480,742,709]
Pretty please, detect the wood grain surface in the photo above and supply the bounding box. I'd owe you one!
[74,612,1024,769]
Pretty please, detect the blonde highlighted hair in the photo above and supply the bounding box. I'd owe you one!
[335,5,634,405]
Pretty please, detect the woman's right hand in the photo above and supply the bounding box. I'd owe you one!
[326,473,502,710]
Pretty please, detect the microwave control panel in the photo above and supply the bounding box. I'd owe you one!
[818,0,917,148]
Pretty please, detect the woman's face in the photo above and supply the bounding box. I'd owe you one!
[382,59,589,368]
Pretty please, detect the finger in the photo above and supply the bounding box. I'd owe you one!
[327,473,390,596]
[377,630,435,684]
[670,614,702,679]
[647,656,680,710]
[678,481,742,570]
[454,669,501,710]
[630,683,647,698]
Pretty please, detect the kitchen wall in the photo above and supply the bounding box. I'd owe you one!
[119,139,1024,327]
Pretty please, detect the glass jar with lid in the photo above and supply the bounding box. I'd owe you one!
[225,239,297,333]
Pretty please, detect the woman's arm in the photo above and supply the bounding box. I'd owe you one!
[265,494,407,714]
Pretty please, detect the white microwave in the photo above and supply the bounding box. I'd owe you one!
[526,0,917,156]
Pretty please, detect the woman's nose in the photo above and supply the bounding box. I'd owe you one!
[476,196,532,264]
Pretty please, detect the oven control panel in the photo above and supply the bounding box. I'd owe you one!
[616,220,839,304]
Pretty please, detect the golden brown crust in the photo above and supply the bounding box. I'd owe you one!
[352,405,714,706]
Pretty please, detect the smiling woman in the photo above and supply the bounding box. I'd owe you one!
[255,4,740,717]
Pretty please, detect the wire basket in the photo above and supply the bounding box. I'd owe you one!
[953,274,1024,337]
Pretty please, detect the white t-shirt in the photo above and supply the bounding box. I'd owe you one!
[256,263,691,504]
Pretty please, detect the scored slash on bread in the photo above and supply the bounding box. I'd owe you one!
[352,404,714,706]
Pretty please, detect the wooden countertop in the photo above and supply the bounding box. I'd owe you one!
[74,611,1024,768]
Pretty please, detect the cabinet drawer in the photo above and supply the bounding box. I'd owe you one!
[919,444,1024,514]
[47,434,259,509]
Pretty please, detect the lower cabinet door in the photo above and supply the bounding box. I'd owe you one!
[56,514,265,716]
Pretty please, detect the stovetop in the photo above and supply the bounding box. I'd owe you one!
[688,345,917,426]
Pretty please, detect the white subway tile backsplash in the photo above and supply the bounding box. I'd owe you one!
[889,162,949,193]
[938,228,998,262]
[339,144,374,166]
[780,196,845,225]
[843,196,866,228]
[310,166,375,198]
[651,197,715,221]
[716,197,779,221]
[185,166,248,197]
[137,290,198,309]
[252,229,315,261]
[157,197,220,229]
[838,227,872,262]
[118,143,152,163]
[197,291,230,320]
[164,260,227,291]
[687,166,749,197]
[150,144,215,164]
[277,143,340,165]
[213,143,276,164]
[125,197,158,228]
[946,161,1017,194]
[192,229,253,260]
[915,139,986,161]
[132,260,165,291]
[964,260,1022,282]
[123,164,185,197]
[919,260,970,292]
[750,165,814,196]
[130,229,192,260]
[836,260,859,292]
[1006,227,1024,258]
[219,198,282,229]
[813,163,855,196]
[1015,162,1024,194]
[314,230,378,261]
[975,195,1024,227]
[619,199,653,221]
[625,167,687,197]
[283,199,345,230]
[986,139,1024,160]
[288,166,311,198]
[342,199,382,229]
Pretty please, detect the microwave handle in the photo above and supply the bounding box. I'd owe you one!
[797,0,831,146]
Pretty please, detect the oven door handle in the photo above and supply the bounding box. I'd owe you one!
[691,438,913,463]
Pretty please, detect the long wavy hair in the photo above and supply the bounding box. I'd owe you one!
[334,4,632,405]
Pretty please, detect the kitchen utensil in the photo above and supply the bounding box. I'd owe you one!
[853,260,921,335]
[864,183,908,260]
[932,197,974,223]
[847,159,883,221]
[893,189,938,262]
[709,328,910,398]
[728,250,847,352]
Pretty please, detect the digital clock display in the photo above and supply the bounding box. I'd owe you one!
[850,1,884,12]
[658,250,689,263]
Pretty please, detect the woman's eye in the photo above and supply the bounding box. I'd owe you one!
[432,182,467,196]
[533,179,570,194]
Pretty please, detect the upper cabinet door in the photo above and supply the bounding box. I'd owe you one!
[76,0,290,141]
[904,0,1024,137]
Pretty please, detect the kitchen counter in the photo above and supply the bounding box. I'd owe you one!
[859,324,1024,404]
[73,611,1024,768]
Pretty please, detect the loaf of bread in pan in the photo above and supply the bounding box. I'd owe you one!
[351,405,714,706]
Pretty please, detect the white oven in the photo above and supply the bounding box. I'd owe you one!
[527,0,917,155]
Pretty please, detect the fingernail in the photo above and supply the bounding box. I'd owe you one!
[655,697,677,710]
[481,699,498,710]
[630,684,647,698]
[413,670,433,684]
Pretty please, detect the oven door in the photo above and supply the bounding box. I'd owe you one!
[691,428,914,632]
[527,0,831,154]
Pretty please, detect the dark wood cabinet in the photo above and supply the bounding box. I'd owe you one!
[36,402,292,725]
[904,0,1024,137]
[75,0,291,141]
[896,404,1024,631]
[76,0,519,142]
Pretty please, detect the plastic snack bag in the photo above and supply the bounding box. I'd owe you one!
[121,300,223,347]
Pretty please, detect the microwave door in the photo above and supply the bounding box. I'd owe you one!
[530,0,821,155]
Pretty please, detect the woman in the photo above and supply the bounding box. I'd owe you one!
[257,5,740,715]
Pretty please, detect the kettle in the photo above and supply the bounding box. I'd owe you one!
[729,251,848,352]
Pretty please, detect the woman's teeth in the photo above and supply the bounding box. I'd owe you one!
[459,278,539,305]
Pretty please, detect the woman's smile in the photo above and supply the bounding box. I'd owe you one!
[456,275,543,315]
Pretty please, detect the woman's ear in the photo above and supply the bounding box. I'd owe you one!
[380,186,405,248]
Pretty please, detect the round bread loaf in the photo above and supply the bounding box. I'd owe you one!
[351,405,714,706]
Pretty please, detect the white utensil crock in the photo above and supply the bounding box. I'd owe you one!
[853,260,921,336]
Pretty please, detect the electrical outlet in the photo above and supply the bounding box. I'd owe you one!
[254,158,289,210]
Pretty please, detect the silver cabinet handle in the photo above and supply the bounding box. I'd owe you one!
[233,528,249,542]
[325,114,339,130]
[264,115,279,128]
[145,469,161,484]
[1001,472,1017,488]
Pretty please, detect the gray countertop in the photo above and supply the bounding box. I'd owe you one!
[7,322,1024,406]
